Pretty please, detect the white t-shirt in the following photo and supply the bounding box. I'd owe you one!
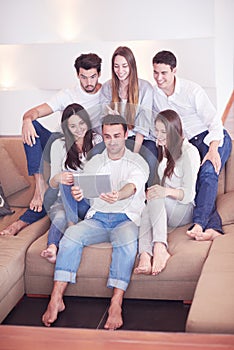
[47,82,102,131]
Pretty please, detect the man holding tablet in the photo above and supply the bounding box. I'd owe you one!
[42,114,149,330]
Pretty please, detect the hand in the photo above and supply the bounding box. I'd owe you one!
[22,119,39,146]
[106,105,120,115]
[71,185,84,202]
[99,190,119,203]
[60,172,74,185]
[147,185,166,200]
[201,148,221,175]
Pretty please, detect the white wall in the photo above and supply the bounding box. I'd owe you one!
[0,0,233,135]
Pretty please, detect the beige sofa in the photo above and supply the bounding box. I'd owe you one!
[0,136,234,334]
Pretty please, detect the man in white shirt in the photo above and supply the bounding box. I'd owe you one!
[23,53,102,212]
[0,54,103,237]
[152,50,232,241]
[42,115,149,330]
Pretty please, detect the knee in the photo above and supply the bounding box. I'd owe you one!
[64,224,85,245]
[199,160,218,179]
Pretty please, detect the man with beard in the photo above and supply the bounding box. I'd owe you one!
[0,53,102,236]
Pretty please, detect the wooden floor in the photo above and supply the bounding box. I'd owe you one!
[1,325,234,350]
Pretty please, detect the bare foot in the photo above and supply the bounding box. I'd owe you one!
[42,297,65,327]
[30,174,48,212]
[186,223,203,238]
[40,244,57,263]
[194,228,221,241]
[134,251,152,275]
[0,220,28,236]
[152,242,170,275]
[104,299,123,330]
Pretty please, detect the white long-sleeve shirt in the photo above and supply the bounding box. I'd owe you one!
[83,148,149,226]
[153,77,224,146]
[100,79,154,140]
[158,139,200,205]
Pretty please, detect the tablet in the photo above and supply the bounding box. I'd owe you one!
[73,173,112,198]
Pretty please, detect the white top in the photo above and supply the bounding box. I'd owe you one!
[84,148,149,226]
[100,78,154,140]
[50,134,102,181]
[153,77,224,146]
[158,139,200,205]
[47,82,102,131]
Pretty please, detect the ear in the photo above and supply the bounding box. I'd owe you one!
[124,131,128,140]
[172,67,177,74]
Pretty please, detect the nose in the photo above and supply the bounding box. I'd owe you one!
[87,77,92,85]
[157,73,163,81]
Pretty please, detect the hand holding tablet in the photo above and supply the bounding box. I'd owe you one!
[73,173,112,199]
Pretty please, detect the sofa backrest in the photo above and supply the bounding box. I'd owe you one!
[0,136,35,207]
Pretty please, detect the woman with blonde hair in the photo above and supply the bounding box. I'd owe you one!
[99,46,157,185]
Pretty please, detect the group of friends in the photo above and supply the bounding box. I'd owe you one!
[0,47,232,330]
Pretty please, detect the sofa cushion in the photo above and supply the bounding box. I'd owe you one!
[0,147,30,198]
[216,192,234,225]
[25,224,212,301]
[0,185,15,217]
[186,225,234,334]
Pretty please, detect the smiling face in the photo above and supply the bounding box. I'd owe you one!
[78,67,100,93]
[113,55,130,82]
[153,63,176,95]
[67,114,88,140]
[102,123,127,160]
[155,119,167,147]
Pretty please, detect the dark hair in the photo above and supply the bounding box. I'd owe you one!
[152,50,177,70]
[156,109,183,185]
[61,103,93,170]
[102,114,128,134]
[74,53,102,74]
[111,46,139,129]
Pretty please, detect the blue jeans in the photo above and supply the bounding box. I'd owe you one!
[47,197,68,247]
[55,212,138,291]
[59,184,90,224]
[189,129,232,232]
[87,138,157,187]
[19,186,59,224]
[24,120,61,175]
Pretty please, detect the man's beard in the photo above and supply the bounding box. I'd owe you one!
[83,85,96,93]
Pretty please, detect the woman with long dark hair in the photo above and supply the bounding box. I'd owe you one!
[134,109,200,275]
[41,103,102,263]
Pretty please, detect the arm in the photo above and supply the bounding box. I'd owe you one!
[99,183,136,204]
[49,139,74,189]
[147,184,184,201]
[134,80,154,139]
[133,132,144,153]
[201,140,221,174]
[22,103,53,146]
[147,142,201,204]
[193,86,223,172]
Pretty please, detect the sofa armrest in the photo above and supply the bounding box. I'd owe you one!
[186,225,234,334]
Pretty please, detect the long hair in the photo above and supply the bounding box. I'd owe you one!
[156,109,183,185]
[111,46,139,129]
[61,103,93,170]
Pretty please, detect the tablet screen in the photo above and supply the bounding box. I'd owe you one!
[73,173,112,198]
